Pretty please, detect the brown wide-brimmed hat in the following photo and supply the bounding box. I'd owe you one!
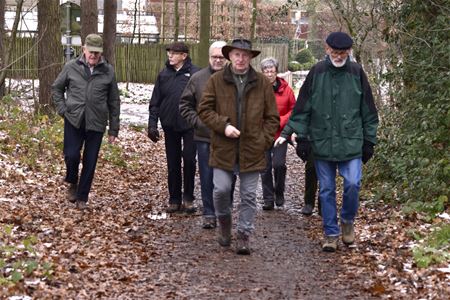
[222,38,261,60]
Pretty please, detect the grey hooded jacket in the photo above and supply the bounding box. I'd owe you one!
[52,56,120,136]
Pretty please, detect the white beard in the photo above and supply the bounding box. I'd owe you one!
[331,57,347,68]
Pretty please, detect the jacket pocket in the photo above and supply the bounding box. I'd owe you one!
[341,125,363,157]
[310,127,330,158]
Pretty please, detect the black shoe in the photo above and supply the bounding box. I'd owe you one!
[67,183,77,203]
[183,202,196,214]
[166,203,181,213]
[262,200,274,211]
[275,194,285,207]
[301,204,314,216]
[202,217,216,229]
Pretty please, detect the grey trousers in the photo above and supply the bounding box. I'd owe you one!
[213,168,259,236]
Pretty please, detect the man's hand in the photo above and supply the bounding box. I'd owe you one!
[108,135,116,144]
[362,140,375,164]
[274,137,286,147]
[148,127,160,143]
[225,124,240,138]
[296,138,311,162]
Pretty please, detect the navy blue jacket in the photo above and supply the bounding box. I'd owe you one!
[149,57,200,132]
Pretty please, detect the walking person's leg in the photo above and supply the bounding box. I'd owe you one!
[261,148,275,210]
[196,141,215,228]
[77,130,103,205]
[163,128,183,212]
[182,129,197,213]
[302,152,319,215]
[213,168,234,246]
[314,159,339,252]
[63,118,84,203]
[236,171,259,255]
[272,142,288,207]
[338,158,362,245]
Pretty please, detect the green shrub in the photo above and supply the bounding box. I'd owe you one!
[412,224,450,268]
[295,48,315,64]
[288,61,302,72]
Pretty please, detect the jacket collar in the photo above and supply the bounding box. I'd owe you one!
[223,64,258,85]
[166,56,193,73]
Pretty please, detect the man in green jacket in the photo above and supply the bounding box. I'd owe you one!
[198,39,279,255]
[276,32,379,252]
[52,34,120,210]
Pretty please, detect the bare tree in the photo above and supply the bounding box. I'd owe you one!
[251,0,257,41]
[37,0,61,114]
[81,0,98,43]
[0,0,5,97]
[103,0,117,65]
[0,0,23,98]
[174,0,179,41]
[198,0,210,67]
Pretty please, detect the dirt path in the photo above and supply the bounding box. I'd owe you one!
[1,127,375,299]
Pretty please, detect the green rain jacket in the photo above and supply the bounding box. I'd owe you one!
[52,56,120,137]
[282,56,378,161]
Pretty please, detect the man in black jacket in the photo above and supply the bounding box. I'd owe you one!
[148,42,200,213]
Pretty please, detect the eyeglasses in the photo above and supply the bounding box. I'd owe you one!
[262,70,276,74]
[211,55,225,60]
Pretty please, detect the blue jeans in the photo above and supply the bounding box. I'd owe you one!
[196,141,215,217]
[314,158,362,236]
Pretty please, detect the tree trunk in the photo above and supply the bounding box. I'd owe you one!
[0,0,5,97]
[174,0,179,41]
[0,0,23,98]
[37,0,61,114]
[103,0,117,66]
[251,0,257,42]
[198,0,210,68]
[81,0,98,43]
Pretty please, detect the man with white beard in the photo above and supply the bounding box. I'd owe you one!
[275,32,379,252]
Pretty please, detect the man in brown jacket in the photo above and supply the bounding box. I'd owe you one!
[198,39,279,255]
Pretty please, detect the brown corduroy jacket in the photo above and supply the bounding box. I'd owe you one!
[198,64,279,172]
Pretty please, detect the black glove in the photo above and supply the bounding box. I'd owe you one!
[148,127,160,143]
[296,138,311,162]
[362,140,375,164]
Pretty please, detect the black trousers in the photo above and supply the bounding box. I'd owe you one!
[163,128,196,205]
[63,118,103,202]
[305,152,320,209]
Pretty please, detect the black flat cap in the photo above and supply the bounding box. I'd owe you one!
[326,32,353,50]
[166,42,189,54]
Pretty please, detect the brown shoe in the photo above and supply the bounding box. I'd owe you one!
[67,183,77,203]
[322,236,338,252]
[236,231,251,255]
[341,223,355,245]
[166,203,181,213]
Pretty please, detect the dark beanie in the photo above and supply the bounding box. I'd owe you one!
[325,32,353,50]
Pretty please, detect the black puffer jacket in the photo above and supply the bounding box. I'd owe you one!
[149,57,200,132]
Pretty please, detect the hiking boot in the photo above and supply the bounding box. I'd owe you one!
[262,200,274,211]
[183,201,196,214]
[67,183,77,203]
[217,215,232,247]
[341,222,355,245]
[75,200,87,210]
[202,217,217,229]
[322,236,338,252]
[275,194,285,207]
[236,231,251,255]
[166,203,181,213]
[301,204,314,216]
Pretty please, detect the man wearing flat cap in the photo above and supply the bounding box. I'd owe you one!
[52,33,120,210]
[198,39,279,255]
[276,32,379,252]
[148,41,200,214]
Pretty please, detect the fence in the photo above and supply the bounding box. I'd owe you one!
[7,38,289,84]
